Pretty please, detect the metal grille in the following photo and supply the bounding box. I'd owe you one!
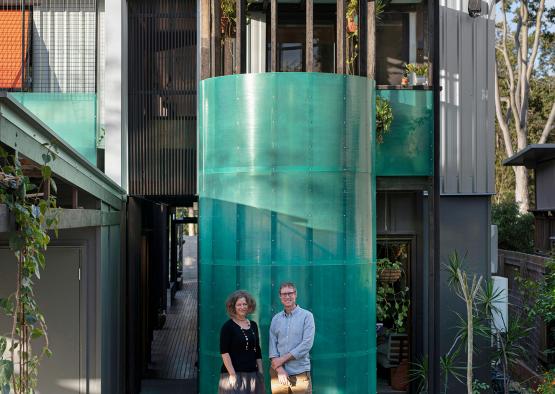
[128,0,197,197]
[0,0,96,92]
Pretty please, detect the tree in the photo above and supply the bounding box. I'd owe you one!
[495,0,555,212]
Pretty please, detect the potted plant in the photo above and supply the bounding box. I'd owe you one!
[220,0,236,36]
[401,71,409,87]
[377,257,402,282]
[405,63,429,86]
[346,0,358,33]
[376,260,410,390]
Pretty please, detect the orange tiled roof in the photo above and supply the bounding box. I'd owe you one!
[0,10,30,89]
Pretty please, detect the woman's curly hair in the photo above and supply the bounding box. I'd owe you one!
[225,290,257,317]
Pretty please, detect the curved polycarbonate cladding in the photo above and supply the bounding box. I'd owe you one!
[198,72,376,393]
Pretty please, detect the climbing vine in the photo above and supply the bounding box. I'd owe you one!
[0,145,58,394]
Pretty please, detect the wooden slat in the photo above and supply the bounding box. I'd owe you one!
[211,0,221,76]
[235,0,246,73]
[306,0,314,72]
[336,0,346,73]
[358,0,368,76]
[270,0,278,72]
[148,282,198,379]
[367,0,376,79]
[201,0,211,79]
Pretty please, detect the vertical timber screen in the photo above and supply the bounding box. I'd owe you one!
[198,73,377,393]
[128,0,197,196]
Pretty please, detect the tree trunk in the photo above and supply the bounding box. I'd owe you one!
[513,165,529,212]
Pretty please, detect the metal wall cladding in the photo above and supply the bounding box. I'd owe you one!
[376,89,434,176]
[128,0,197,196]
[439,0,496,194]
[198,73,377,393]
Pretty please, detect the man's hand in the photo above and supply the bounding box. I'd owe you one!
[276,367,289,386]
[271,354,291,370]
[271,356,283,370]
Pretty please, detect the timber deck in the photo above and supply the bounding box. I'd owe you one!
[147,280,198,380]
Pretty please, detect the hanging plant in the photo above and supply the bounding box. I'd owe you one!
[345,0,390,75]
[0,145,58,394]
[345,0,359,74]
[377,258,402,283]
[220,0,236,38]
[376,96,393,143]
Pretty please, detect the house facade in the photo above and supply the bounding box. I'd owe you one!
[0,0,495,392]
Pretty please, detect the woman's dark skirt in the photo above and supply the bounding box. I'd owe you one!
[218,372,266,394]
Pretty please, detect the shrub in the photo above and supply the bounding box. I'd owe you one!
[492,201,534,253]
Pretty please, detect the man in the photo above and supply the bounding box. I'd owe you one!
[269,282,315,393]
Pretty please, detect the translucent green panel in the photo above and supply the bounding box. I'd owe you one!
[198,73,376,393]
[10,93,97,165]
[376,89,433,176]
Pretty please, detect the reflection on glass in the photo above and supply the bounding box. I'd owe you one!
[267,24,335,72]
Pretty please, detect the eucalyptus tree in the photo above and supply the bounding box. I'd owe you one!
[495,0,554,212]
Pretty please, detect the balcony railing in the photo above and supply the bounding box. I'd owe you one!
[0,1,98,165]
[376,88,433,176]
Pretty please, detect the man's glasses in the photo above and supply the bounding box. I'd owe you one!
[279,291,296,297]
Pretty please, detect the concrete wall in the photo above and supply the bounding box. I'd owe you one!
[103,0,128,189]
[439,0,495,195]
[439,195,491,390]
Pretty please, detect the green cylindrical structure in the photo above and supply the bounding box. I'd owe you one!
[198,72,376,393]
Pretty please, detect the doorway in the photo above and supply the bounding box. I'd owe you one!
[376,238,414,393]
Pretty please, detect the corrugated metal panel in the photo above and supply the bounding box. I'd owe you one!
[128,0,197,197]
[439,0,495,194]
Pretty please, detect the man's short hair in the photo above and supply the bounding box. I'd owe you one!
[225,290,257,317]
[279,282,296,293]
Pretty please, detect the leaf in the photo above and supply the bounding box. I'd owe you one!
[41,166,52,180]
[0,360,13,386]
[25,313,38,325]
[31,328,44,339]
[41,153,51,164]
[0,337,5,356]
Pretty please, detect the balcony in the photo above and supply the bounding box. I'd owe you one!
[0,2,98,166]
[376,88,433,176]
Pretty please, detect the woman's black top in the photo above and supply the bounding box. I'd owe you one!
[220,319,262,373]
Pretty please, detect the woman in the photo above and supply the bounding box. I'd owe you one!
[219,290,265,394]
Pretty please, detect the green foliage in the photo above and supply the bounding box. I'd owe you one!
[376,97,394,144]
[376,259,410,333]
[491,201,535,253]
[409,355,429,393]
[494,0,555,204]
[537,369,555,394]
[442,251,532,394]
[377,257,402,271]
[405,63,429,76]
[516,257,555,324]
[0,145,58,393]
[220,0,255,37]
[472,380,489,393]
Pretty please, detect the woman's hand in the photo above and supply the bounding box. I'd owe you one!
[228,373,237,387]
